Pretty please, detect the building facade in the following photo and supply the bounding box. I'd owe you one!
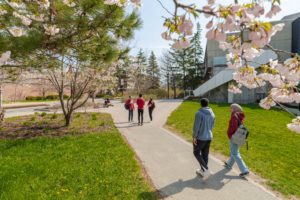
[194,13,300,103]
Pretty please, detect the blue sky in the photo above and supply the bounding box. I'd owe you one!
[129,0,299,58]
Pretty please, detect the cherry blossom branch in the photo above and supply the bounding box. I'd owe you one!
[266,44,297,57]
[155,0,174,16]
[172,0,216,16]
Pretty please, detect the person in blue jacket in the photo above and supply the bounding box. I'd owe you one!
[193,98,215,180]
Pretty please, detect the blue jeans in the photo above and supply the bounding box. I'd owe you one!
[226,140,248,173]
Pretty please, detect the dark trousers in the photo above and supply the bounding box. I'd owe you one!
[128,110,133,122]
[138,109,144,124]
[193,140,211,171]
[148,107,154,121]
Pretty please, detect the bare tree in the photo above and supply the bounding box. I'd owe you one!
[44,56,98,126]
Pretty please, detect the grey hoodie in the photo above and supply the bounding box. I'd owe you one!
[193,107,215,141]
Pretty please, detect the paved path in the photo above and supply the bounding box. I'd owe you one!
[106,100,280,200]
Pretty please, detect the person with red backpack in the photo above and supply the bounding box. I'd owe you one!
[136,94,145,125]
[147,98,155,121]
[125,96,134,122]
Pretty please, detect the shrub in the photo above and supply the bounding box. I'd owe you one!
[25,95,69,101]
[22,121,31,126]
[40,112,47,117]
[91,113,97,121]
[147,89,168,99]
[75,113,81,118]
[51,113,58,119]
[30,116,36,121]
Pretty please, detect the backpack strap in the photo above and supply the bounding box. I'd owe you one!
[235,113,242,126]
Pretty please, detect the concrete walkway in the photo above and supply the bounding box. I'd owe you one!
[105,99,280,200]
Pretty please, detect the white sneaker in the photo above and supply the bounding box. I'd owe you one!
[202,169,212,180]
[196,169,204,177]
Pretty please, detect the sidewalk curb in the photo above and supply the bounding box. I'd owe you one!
[3,104,50,109]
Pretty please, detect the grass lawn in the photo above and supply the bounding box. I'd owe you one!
[0,113,157,200]
[166,100,300,198]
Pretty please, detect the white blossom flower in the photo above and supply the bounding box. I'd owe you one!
[13,12,32,26]
[104,0,124,6]
[8,27,25,37]
[7,2,25,9]
[38,0,50,9]
[0,51,11,66]
[63,0,76,7]
[44,25,60,36]
[0,8,7,15]
[31,14,45,22]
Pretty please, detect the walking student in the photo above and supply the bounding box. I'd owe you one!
[147,98,155,121]
[125,96,134,122]
[193,98,215,180]
[224,104,249,178]
[136,94,145,125]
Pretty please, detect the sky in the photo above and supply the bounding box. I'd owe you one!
[129,0,300,58]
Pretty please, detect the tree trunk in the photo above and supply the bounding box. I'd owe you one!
[167,73,170,99]
[65,113,72,127]
[0,85,3,108]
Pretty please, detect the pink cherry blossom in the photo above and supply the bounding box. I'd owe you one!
[231,4,242,14]
[131,0,141,6]
[206,20,213,29]
[228,84,242,94]
[215,30,226,42]
[291,93,300,103]
[207,0,215,5]
[178,17,193,36]
[266,5,281,18]
[287,117,300,134]
[161,32,172,40]
[219,42,231,51]
[172,38,190,50]
[259,97,276,110]
[206,29,216,40]
[271,88,294,103]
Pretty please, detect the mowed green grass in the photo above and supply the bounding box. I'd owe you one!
[0,113,157,200]
[166,101,300,198]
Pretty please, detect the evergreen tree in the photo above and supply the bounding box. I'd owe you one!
[169,46,194,91]
[132,49,148,92]
[136,49,147,74]
[188,22,206,89]
[147,51,160,89]
[168,22,205,91]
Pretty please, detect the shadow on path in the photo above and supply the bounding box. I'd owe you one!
[157,168,244,198]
